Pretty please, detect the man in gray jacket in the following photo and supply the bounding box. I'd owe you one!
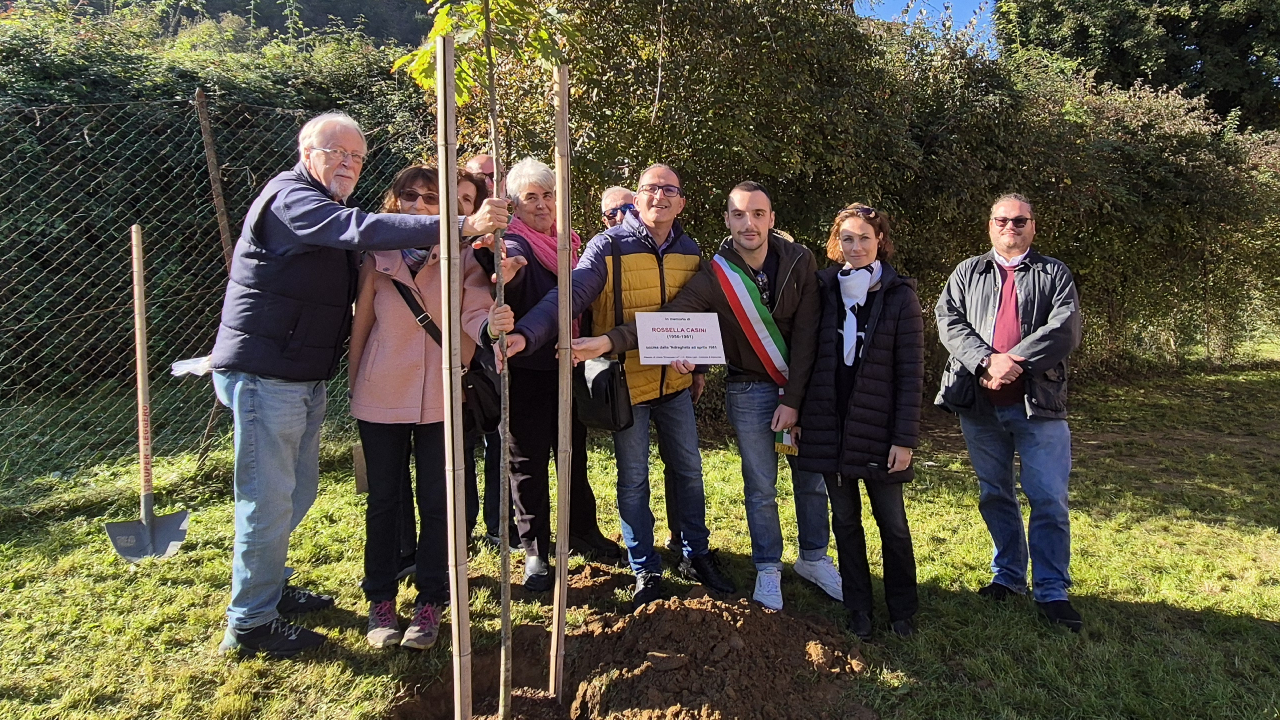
[935,193,1083,631]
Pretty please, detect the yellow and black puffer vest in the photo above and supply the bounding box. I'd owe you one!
[590,219,703,404]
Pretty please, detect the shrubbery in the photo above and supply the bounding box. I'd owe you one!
[3,0,1278,373]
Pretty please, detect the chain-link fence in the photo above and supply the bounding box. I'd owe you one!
[0,97,422,483]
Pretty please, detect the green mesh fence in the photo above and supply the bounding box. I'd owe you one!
[0,98,419,482]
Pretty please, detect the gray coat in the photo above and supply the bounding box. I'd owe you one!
[934,248,1082,419]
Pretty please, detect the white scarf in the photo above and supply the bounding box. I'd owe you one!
[838,260,882,366]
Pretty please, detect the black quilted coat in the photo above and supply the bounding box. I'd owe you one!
[794,262,924,483]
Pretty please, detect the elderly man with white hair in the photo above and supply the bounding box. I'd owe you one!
[498,157,621,592]
[600,186,635,228]
[210,111,509,659]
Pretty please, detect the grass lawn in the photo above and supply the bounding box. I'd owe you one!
[2,365,1279,719]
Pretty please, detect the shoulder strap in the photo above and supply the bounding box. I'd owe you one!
[611,235,626,363]
[393,280,443,346]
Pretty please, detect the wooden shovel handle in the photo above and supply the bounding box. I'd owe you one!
[131,225,153,499]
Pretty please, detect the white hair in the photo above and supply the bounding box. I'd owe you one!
[506,157,556,204]
[600,186,633,213]
[297,111,365,160]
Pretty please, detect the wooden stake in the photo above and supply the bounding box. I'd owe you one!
[194,88,234,271]
[549,63,573,701]
[481,1,515,715]
[437,35,473,720]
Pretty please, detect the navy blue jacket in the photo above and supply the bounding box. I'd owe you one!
[211,163,456,381]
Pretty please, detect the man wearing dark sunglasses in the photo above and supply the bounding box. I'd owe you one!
[600,186,635,228]
[935,193,1083,632]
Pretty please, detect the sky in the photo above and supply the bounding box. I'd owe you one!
[857,0,996,43]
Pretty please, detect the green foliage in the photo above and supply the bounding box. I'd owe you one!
[995,0,1280,131]
[394,0,574,102]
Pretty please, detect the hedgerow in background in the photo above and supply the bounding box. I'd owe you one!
[1,0,1278,481]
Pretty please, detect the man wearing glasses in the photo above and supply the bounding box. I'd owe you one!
[211,112,510,659]
[572,181,843,611]
[935,193,1083,631]
[600,186,635,228]
[506,164,737,608]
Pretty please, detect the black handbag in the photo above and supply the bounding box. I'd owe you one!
[573,235,635,432]
[392,280,502,438]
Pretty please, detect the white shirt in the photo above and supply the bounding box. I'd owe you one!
[994,249,1029,268]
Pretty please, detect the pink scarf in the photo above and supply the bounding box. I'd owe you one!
[508,215,583,337]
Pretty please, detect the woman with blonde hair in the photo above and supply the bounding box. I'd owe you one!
[349,164,513,649]
[794,203,924,640]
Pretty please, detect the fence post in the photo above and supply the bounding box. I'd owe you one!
[194,88,235,271]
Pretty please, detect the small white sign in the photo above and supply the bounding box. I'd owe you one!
[635,312,726,365]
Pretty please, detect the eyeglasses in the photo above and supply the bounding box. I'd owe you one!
[398,189,439,204]
[605,203,636,220]
[638,183,685,198]
[311,147,367,166]
[846,205,879,218]
[992,216,1032,229]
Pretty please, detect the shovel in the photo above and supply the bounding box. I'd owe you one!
[105,225,189,562]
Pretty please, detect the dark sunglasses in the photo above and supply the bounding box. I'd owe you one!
[398,189,439,204]
[992,216,1032,229]
[605,203,636,219]
[846,205,878,218]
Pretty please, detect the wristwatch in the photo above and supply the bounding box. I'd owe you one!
[978,354,992,375]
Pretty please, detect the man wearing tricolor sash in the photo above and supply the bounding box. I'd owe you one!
[572,181,842,611]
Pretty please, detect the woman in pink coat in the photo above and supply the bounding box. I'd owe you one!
[349,165,514,650]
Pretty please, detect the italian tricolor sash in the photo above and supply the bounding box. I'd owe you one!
[711,254,789,386]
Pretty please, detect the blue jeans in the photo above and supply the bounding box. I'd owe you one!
[959,405,1072,602]
[613,389,710,575]
[213,370,327,631]
[725,381,831,571]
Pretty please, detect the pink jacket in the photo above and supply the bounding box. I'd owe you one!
[349,247,492,425]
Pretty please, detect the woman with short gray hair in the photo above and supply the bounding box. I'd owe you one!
[499,157,621,590]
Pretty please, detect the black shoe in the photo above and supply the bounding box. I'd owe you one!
[220,618,326,659]
[395,554,417,582]
[848,611,873,641]
[665,534,683,554]
[523,555,553,593]
[569,532,623,563]
[1037,600,1083,633]
[483,531,522,553]
[633,571,664,609]
[277,585,335,615]
[680,551,736,594]
[977,582,1020,602]
[891,618,915,638]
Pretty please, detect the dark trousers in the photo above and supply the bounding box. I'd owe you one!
[471,429,518,539]
[397,432,483,563]
[826,474,918,621]
[359,420,449,606]
[659,442,681,540]
[508,366,602,560]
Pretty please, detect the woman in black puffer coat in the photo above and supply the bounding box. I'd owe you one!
[794,204,924,640]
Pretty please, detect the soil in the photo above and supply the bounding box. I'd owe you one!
[474,689,572,720]
[565,595,873,720]
[395,566,876,720]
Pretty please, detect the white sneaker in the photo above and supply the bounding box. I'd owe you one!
[753,567,784,610]
[794,556,843,602]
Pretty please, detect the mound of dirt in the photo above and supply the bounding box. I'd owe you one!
[565,596,874,720]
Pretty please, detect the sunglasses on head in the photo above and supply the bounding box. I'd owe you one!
[992,216,1032,229]
[846,205,878,218]
[605,203,636,219]
[398,189,439,204]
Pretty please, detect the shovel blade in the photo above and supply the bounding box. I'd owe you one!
[105,510,190,562]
